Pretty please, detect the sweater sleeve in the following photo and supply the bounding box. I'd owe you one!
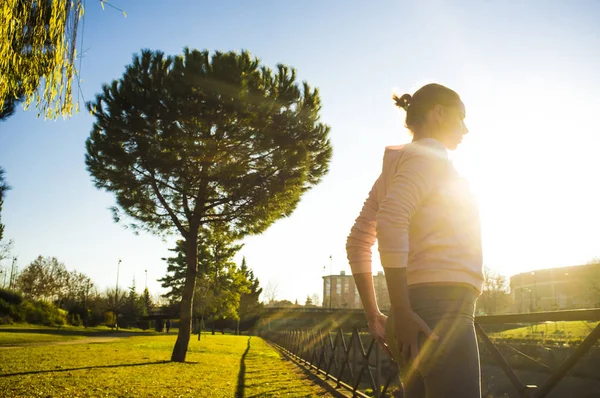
[346,179,379,275]
[376,151,444,269]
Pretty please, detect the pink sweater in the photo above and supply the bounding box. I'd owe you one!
[346,138,484,292]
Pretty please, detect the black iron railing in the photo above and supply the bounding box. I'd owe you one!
[259,308,600,398]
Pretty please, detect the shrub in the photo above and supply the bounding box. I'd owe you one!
[0,298,13,316]
[0,297,25,321]
[104,311,116,328]
[0,288,23,305]
[21,300,67,326]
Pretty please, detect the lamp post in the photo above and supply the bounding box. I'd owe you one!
[329,255,333,308]
[115,259,122,331]
[525,288,533,312]
[531,272,537,311]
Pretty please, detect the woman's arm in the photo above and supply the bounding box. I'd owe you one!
[347,179,380,318]
[353,271,382,321]
[347,180,390,353]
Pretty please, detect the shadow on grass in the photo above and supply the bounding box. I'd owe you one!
[0,360,170,377]
[235,336,252,398]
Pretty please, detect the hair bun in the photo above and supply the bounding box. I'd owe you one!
[393,93,412,111]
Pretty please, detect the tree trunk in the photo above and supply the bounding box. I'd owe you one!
[170,234,199,362]
[198,314,203,341]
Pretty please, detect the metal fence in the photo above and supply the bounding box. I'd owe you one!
[260,308,600,398]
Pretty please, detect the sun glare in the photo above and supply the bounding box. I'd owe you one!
[453,79,600,277]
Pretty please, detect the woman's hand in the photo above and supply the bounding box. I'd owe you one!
[391,308,438,365]
[367,312,392,357]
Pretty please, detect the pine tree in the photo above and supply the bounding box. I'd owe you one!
[141,287,153,315]
[85,48,332,361]
[238,256,263,332]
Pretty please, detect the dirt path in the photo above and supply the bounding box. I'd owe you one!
[0,335,124,350]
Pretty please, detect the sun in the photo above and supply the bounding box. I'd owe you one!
[451,78,600,277]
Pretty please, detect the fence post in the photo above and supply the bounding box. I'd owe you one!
[352,329,358,384]
[375,342,381,398]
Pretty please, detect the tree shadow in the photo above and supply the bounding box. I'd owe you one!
[235,336,252,398]
[0,360,170,377]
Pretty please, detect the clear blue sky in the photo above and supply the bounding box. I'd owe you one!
[1,0,599,303]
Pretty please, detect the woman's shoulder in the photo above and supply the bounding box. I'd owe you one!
[383,139,447,162]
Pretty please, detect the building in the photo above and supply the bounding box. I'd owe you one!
[322,271,390,310]
[510,263,600,312]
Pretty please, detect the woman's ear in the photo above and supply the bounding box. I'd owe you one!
[432,104,445,121]
[429,104,446,127]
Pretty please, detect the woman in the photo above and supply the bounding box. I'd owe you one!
[346,83,484,397]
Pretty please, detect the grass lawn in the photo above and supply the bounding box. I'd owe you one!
[0,332,334,397]
[489,320,600,341]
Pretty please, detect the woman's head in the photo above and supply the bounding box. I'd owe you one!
[393,83,468,150]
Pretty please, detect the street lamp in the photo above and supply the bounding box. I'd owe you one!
[525,288,533,312]
[531,272,537,311]
[115,259,122,331]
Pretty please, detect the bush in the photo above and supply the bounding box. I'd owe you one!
[104,311,116,328]
[0,297,25,321]
[0,298,13,316]
[21,300,67,326]
[0,288,23,305]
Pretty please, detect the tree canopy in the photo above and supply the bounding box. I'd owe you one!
[85,48,331,361]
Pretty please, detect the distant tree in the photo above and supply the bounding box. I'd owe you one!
[237,257,263,332]
[118,278,143,328]
[263,281,279,304]
[310,293,320,307]
[17,256,68,302]
[160,223,249,334]
[61,270,94,322]
[0,0,82,119]
[85,48,331,361]
[265,299,294,308]
[141,287,154,315]
[584,257,600,307]
[0,168,10,242]
[478,266,509,314]
[160,224,242,303]
[0,239,13,265]
[305,295,313,306]
[105,287,127,329]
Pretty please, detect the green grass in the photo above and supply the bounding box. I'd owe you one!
[0,332,334,397]
[490,320,600,341]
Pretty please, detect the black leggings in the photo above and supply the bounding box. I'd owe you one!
[386,284,481,398]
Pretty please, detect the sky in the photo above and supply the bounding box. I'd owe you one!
[1,0,599,304]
